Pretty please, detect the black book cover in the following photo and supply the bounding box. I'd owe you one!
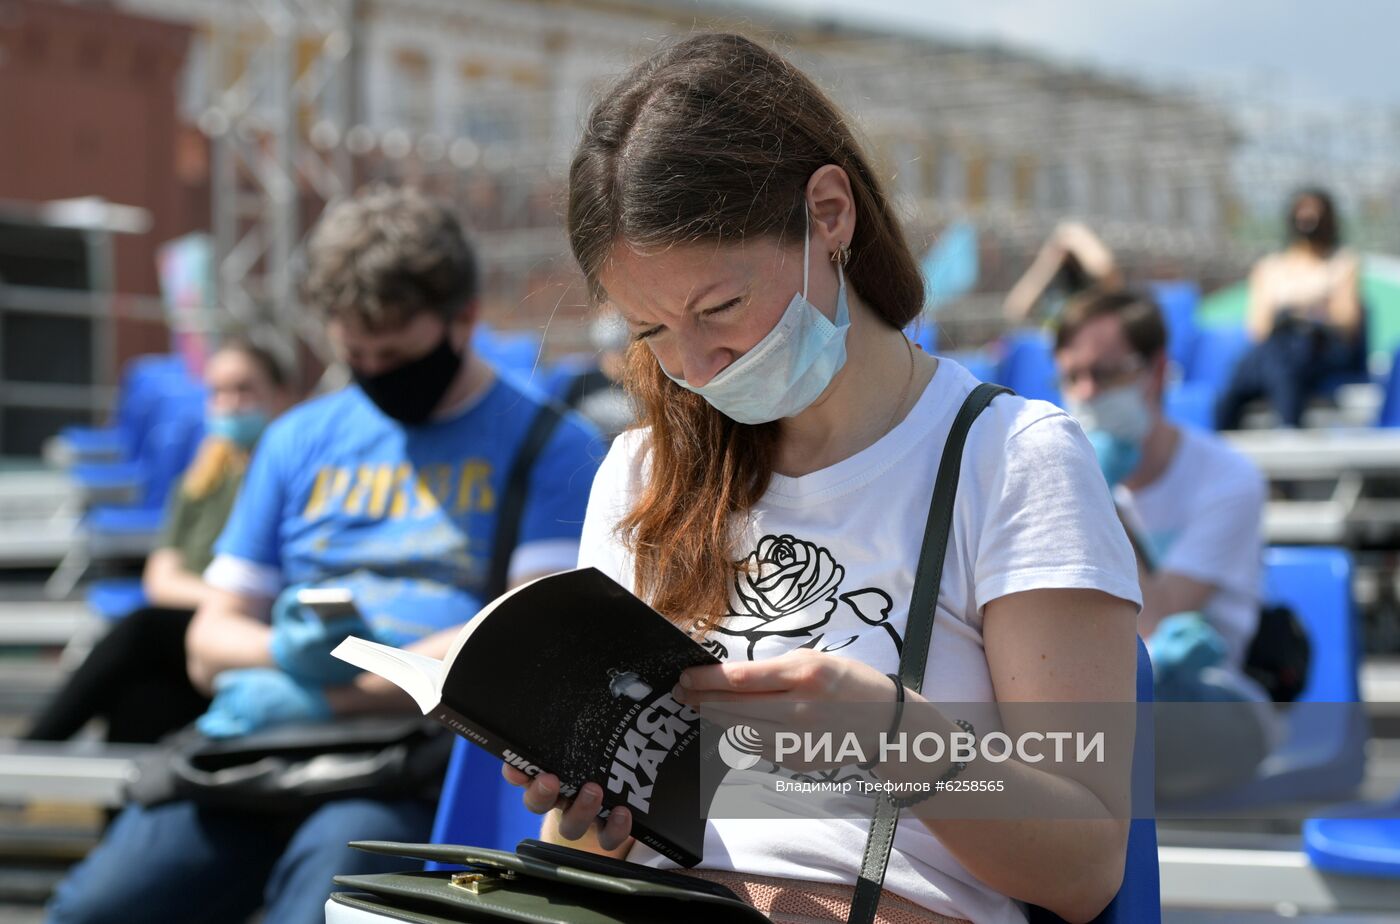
[334,567,722,867]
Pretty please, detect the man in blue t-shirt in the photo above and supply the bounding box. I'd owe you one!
[47,186,603,924]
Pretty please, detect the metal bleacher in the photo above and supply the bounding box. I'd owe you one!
[3,324,1400,919]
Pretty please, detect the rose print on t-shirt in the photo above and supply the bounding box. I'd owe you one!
[709,534,902,661]
[713,534,842,657]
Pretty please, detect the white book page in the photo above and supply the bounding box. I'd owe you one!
[331,637,446,714]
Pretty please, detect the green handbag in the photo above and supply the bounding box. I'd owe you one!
[327,839,770,924]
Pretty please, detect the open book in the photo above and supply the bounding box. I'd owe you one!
[332,567,720,867]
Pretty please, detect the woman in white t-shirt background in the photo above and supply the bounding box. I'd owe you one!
[503,33,1142,924]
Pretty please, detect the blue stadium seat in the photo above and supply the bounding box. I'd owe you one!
[1147,280,1201,374]
[425,738,542,870]
[60,355,190,463]
[1304,810,1400,879]
[1185,327,1251,396]
[1038,636,1160,923]
[86,578,149,622]
[1377,346,1400,427]
[1163,381,1217,432]
[70,377,205,500]
[995,330,1062,406]
[69,460,147,495]
[85,505,167,536]
[82,395,205,543]
[1164,547,1366,812]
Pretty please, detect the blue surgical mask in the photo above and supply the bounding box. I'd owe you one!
[1067,380,1154,487]
[663,207,851,425]
[1066,381,1153,446]
[207,410,270,449]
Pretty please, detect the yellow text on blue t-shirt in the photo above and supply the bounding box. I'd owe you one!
[302,460,496,520]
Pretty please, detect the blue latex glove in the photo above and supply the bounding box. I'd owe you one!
[268,587,375,686]
[1087,430,1143,487]
[196,668,332,738]
[1148,612,1229,700]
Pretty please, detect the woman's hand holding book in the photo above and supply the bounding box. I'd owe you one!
[501,765,635,852]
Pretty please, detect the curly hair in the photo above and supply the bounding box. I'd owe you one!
[302,184,478,330]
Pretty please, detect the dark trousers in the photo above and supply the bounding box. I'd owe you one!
[45,796,436,924]
[1215,324,1367,430]
[24,606,210,743]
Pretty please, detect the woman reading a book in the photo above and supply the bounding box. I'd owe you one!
[505,34,1142,924]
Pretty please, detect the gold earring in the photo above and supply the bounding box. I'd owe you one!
[830,242,851,267]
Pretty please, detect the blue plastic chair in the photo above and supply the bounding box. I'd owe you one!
[425,738,543,870]
[1376,346,1400,428]
[1266,548,1362,707]
[427,642,1162,921]
[995,330,1063,406]
[1147,281,1201,375]
[1030,636,1160,923]
[1163,381,1217,432]
[82,397,206,542]
[60,355,190,462]
[71,377,205,499]
[85,578,149,621]
[1185,326,1251,396]
[1165,547,1367,813]
[1304,807,1400,879]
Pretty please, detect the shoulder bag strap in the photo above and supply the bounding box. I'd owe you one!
[847,382,1011,924]
[484,400,566,601]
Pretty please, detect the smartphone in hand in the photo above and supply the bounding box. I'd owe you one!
[294,587,361,624]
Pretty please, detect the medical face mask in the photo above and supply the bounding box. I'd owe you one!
[1066,378,1154,447]
[206,409,270,449]
[354,333,463,425]
[662,210,852,425]
[1067,378,1155,486]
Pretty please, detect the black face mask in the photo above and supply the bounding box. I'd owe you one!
[354,335,463,425]
[1293,213,1325,242]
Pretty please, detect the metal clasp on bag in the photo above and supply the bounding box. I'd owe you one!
[449,868,516,895]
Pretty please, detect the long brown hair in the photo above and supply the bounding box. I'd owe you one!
[568,33,925,629]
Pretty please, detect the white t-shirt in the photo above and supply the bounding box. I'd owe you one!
[1117,425,1267,669]
[578,358,1141,924]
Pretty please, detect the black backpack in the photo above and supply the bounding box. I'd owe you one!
[1244,603,1311,703]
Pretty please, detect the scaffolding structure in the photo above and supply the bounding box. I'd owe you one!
[117,0,1400,355]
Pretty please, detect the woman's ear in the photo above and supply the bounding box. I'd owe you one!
[805,165,857,258]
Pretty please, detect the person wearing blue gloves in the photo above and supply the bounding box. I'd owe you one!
[46,185,604,924]
[192,584,377,737]
[1053,289,1277,797]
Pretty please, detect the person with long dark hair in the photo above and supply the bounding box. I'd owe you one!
[504,34,1141,924]
[1215,188,1366,429]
